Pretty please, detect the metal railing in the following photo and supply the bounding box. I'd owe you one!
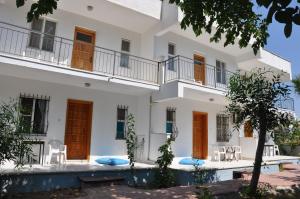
[161,55,235,90]
[0,21,159,84]
[276,97,295,111]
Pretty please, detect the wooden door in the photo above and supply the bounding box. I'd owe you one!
[193,112,208,159]
[244,120,253,138]
[65,99,93,160]
[71,27,96,71]
[194,54,206,84]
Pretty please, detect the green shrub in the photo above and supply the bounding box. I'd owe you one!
[126,113,137,186]
[154,137,175,188]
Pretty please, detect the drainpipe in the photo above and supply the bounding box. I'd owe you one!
[147,95,152,161]
[147,57,164,161]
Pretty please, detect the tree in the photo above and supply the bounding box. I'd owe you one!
[169,0,300,54]
[16,0,58,22]
[292,75,300,95]
[0,100,33,167]
[16,0,300,54]
[226,69,292,196]
[126,113,137,169]
[154,137,175,188]
[126,113,137,186]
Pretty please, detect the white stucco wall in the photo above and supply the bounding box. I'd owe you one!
[107,0,162,19]
[0,2,141,55]
[149,98,240,161]
[154,32,238,72]
[0,2,161,84]
[0,75,150,162]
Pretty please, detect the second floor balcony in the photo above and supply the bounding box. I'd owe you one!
[161,55,234,90]
[0,22,159,85]
[0,22,295,112]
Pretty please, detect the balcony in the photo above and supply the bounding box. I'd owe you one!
[0,22,159,85]
[161,55,235,90]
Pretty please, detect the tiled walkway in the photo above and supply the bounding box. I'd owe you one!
[243,164,300,187]
[11,164,300,199]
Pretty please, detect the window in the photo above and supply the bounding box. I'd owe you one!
[116,106,128,139]
[120,39,130,67]
[166,108,176,134]
[29,18,56,52]
[216,60,226,84]
[216,114,229,142]
[168,43,176,71]
[19,96,49,135]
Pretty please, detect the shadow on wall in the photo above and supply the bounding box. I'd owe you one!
[0,169,156,195]
[0,168,220,195]
[174,168,218,186]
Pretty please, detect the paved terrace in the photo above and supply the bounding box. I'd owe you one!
[10,164,300,199]
[1,156,299,174]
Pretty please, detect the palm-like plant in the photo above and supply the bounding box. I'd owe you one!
[292,75,300,95]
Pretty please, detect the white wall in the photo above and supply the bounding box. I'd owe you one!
[154,32,238,71]
[0,75,150,162]
[0,2,142,55]
[107,0,162,19]
[149,98,240,160]
[0,2,160,84]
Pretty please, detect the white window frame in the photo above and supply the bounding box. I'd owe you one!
[216,60,227,84]
[216,114,230,142]
[28,17,57,52]
[19,96,49,135]
[116,106,128,139]
[166,108,176,134]
[168,42,176,71]
[120,39,131,68]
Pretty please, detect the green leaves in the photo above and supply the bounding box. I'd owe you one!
[264,1,299,38]
[226,69,292,132]
[284,22,293,37]
[168,0,269,55]
[292,75,300,95]
[15,0,58,22]
[167,0,300,54]
[126,113,137,170]
[0,100,33,167]
[155,137,175,188]
[16,0,25,7]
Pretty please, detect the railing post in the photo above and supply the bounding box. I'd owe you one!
[178,56,180,80]
[157,62,160,84]
[112,51,116,76]
[214,67,217,88]
[164,61,167,83]
[57,37,62,65]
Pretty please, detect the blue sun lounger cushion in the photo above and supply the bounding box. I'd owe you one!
[95,158,129,166]
[179,158,205,166]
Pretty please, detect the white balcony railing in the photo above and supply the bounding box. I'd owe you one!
[0,21,159,84]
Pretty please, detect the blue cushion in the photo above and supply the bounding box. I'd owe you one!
[95,158,129,166]
[179,158,205,166]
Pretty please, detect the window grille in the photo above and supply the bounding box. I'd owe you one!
[216,114,230,142]
[116,105,128,139]
[166,107,176,134]
[19,93,50,135]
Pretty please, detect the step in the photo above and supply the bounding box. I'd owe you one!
[79,176,125,183]
[233,169,252,179]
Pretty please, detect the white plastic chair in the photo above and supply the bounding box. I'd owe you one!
[46,140,67,165]
[233,146,242,160]
[274,145,280,156]
[213,146,226,162]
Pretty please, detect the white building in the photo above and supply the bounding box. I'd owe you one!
[0,0,294,164]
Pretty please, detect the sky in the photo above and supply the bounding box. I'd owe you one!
[264,21,300,117]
